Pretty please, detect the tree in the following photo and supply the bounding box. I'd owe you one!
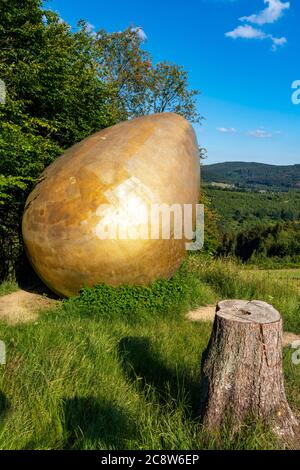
[0,3,121,179]
[96,28,153,119]
[143,62,201,122]
[97,29,201,122]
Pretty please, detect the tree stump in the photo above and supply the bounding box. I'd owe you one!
[199,299,299,444]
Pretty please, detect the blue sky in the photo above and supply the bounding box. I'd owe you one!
[46,0,300,165]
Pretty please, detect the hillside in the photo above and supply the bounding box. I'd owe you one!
[202,162,300,191]
[206,187,300,232]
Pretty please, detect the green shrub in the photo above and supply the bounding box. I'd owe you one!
[64,264,216,322]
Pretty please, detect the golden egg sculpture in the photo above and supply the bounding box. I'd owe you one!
[22,113,200,297]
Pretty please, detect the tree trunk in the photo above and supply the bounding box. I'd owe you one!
[199,299,299,445]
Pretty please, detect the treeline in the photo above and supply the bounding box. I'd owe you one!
[219,222,300,266]
[206,188,300,266]
[202,162,300,191]
[0,0,200,281]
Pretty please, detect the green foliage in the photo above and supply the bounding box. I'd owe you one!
[141,61,201,122]
[0,280,18,296]
[199,189,221,255]
[97,29,201,122]
[206,188,300,233]
[0,176,33,279]
[0,1,122,280]
[0,3,120,180]
[206,188,300,266]
[65,264,216,322]
[0,176,28,204]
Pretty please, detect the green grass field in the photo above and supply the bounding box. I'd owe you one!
[246,269,300,291]
[0,258,299,450]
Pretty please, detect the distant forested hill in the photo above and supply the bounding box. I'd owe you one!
[206,187,300,232]
[202,162,300,190]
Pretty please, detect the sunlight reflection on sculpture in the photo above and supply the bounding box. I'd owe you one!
[94,176,153,240]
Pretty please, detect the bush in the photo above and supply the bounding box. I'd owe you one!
[64,264,216,322]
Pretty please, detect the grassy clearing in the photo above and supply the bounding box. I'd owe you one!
[249,269,300,291]
[188,256,300,334]
[0,258,299,450]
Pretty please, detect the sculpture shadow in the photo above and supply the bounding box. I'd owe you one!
[118,336,200,419]
[16,254,59,300]
[62,396,136,450]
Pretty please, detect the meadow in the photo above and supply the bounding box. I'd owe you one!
[0,256,299,450]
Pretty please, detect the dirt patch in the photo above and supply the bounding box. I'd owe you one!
[282,332,300,348]
[186,304,215,322]
[186,304,300,348]
[0,289,58,324]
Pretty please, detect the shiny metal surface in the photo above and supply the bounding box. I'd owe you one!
[22,113,200,297]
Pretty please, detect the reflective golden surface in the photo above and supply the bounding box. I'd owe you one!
[22,113,200,297]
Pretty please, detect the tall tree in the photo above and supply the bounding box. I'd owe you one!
[97,29,201,122]
[143,62,201,122]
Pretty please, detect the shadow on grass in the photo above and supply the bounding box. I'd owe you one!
[62,396,136,450]
[0,391,10,420]
[118,336,200,419]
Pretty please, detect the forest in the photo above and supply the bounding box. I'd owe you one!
[202,161,300,191]
[206,187,300,266]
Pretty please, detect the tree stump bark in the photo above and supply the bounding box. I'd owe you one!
[199,299,299,444]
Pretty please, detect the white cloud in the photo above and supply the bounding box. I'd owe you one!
[248,128,275,138]
[240,0,290,26]
[225,0,290,50]
[226,25,267,40]
[217,127,237,133]
[271,35,287,50]
[225,25,286,50]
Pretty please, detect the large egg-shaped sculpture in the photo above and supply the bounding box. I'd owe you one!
[22,113,200,297]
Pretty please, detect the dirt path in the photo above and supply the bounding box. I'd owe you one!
[186,304,300,348]
[0,289,58,324]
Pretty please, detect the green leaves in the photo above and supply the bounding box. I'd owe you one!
[96,29,201,122]
[63,265,210,322]
[145,62,201,123]
[0,175,28,205]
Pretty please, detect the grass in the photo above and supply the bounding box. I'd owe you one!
[249,268,300,291]
[0,257,299,450]
[188,256,300,334]
[0,281,18,297]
